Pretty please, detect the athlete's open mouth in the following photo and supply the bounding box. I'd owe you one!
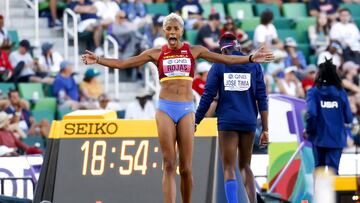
[169,37,177,45]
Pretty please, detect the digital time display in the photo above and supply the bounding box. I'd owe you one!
[80,140,153,176]
[79,139,170,176]
[35,111,218,203]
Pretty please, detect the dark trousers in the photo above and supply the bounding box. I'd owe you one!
[313,146,343,175]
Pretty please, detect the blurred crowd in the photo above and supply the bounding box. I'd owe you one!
[1,0,360,156]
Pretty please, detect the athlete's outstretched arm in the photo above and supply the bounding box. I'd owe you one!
[192,45,274,64]
[81,48,159,69]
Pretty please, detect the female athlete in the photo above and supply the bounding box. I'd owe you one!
[82,13,273,203]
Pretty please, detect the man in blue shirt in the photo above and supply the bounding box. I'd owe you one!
[195,33,268,203]
[53,60,80,110]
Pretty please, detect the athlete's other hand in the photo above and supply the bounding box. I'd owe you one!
[251,46,274,63]
[81,50,98,65]
[259,131,269,147]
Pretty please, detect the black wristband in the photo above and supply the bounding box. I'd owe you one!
[249,55,254,63]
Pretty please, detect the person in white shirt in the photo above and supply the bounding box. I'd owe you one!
[9,40,54,84]
[38,42,64,74]
[125,89,156,119]
[9,40,33,69]
[93,0,120,27]
[276,66,305,98]
[329,8,360,50]
[253,10,279,49]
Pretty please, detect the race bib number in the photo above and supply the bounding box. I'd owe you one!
[224,73,251,91]
[163,58,191,77]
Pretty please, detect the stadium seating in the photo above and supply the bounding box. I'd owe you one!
[18,83,45,100]
[340,3,360,17]
[282,3,308,18]
[255,3,281,18]
[295,17,316,43]
[38,0,66,12]
[227,2,254,20]
[22,135,46,150]
[277,29,299,42]
[32,97,57,114]
[273,18,295,29]
[309,55,318,65]
[185,29,198,45]
[0,83,16,96]
[145,3,170,16]
[355,18,360,28]
[202,3,225,19]
[32,109,55,124]
[8,30,19,49]
[241,18,260,32]
[246,31,254,41]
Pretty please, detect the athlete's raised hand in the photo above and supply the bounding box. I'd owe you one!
[251,46,275,63]
[81,50,98,65]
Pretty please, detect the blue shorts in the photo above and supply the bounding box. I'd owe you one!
[158,99,195,123]
[313,146,342,175]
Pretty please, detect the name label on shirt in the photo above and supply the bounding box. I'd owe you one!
[224,73,251,91]
[321,101,338,108]
[163,58,191,77]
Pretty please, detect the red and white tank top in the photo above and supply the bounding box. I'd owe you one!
[157,43,195,82]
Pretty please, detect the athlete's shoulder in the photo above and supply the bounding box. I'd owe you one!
[183,42,191,48]
[141,48,162,62]
[189,45,208,59]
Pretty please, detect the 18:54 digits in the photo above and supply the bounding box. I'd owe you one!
[81,140,152,176]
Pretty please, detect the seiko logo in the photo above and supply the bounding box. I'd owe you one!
[320,101,338,108]
[64,122,118,135]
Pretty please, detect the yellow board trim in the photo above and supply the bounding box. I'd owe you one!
[49,121,61,139]
[334,176,357,191]
[262,176,357,192]
[49,117,217,139]
[160,76,193,82]
[63,110,117,120]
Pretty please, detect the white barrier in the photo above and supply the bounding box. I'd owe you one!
[63,8,79,72]
[103,35,119,99]
[4,0,10,27]
[23,0,39,46]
